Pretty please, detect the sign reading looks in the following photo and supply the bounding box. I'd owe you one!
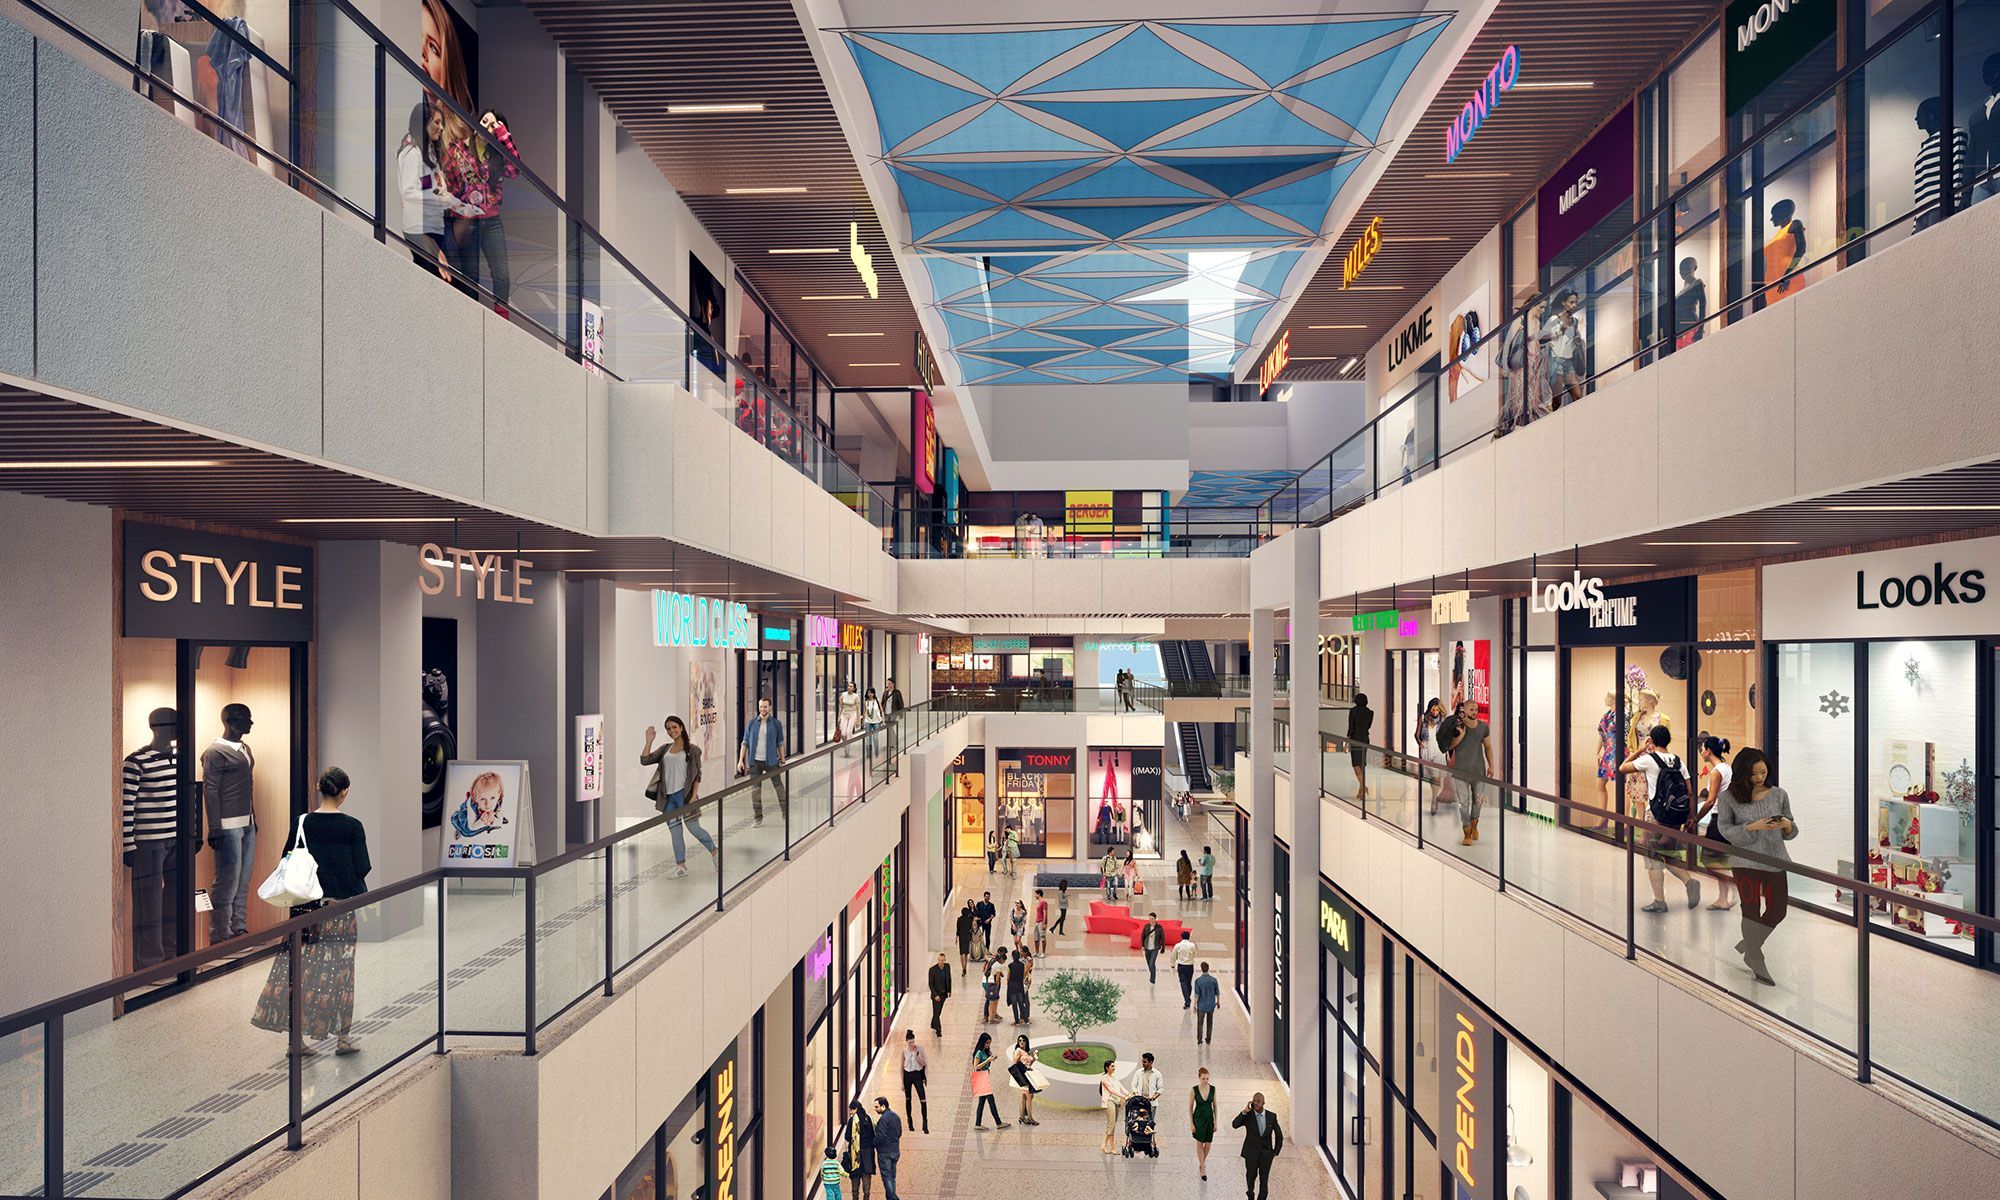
[1762,536,2000,641]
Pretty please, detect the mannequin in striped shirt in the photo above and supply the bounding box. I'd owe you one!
[124,707,181,971]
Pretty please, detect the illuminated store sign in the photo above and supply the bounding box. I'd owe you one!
[1430,589,1471,625]
[913,390,937,496]
[1763,535,2000,640]
[1556,577,1694,647]
[1444,44,1519,164]
[1318,883,1362,975]
[1536,104,1635,268]
[652,590,753,650]
[1385,306,1434,373]
[849,221,879,299]
[1441,990,1496,1200]
[916,330,941,392]
[1527,571,1607,614]
[840,622,866,653]
[1726,0,1834,113]
[123,521,313,642]
[974,635,1029,651]
[1352,608,1401,632]
[707,1044,739,1200]
[1342,216,1383,289]
[762,625,792,643]
[418,544,537,605]
[807,615,841,648]
[1272,844,1290,1079]
[1258,329,1292,396]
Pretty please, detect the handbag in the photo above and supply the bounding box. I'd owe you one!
[258,814,324,908]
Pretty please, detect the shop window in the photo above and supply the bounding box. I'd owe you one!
[1869,0,1937,46]
[1732,89,1838,306]
[1668,30,1725,191]
[1405,959,1440,1139]
[1567,1092,1697,1199]
[1954,0,2000,205]
[1697,568,1758,641]
[1567,646,1621,825]
[1622,645,1693,809]
[1855,14,1951,235]
[1775,641,1858,908]
[1867,639,1978,951]
[1504,207,1537,317]
[1505,1044,1552,1200]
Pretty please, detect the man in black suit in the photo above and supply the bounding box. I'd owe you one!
[1231,1092,1283,1200]
[927,952,952,1037]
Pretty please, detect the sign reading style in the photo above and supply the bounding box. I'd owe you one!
[1342,216,1383,289]
[1440,987,1496,1200]
[1762,535,2000,641]
[123,521,313,641]
[1445,44,1519,163]
[1537,104,1635,268]
[652,590,754,651]
[1318,882,1362,975]
[1258,329,1292,397]
[419,544,537,605]
[913,390,937,495]
[1726,0,1835,113]
[1555,576,1695,647]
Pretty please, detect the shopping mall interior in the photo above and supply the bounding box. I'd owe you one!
[4,0,2000,1197]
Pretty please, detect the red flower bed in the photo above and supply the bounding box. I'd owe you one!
[1062,1047,1091,1063]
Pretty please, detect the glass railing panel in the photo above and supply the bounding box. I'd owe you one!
[611,814,709,971]
[785,751,835,845]
[1493,792,1630,939]
[532,852,606,1026]
[0,1026,43,1196]
[833,736,867,814]
[131,0,302,185]
[589,240,689,387]
[440,875,525,1036]
[62,948,289,1196]
[718,774,785,897]
[1869,899,2000,1121]
[298,886,442,1117]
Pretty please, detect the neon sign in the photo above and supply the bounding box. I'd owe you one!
[1444,44,1519,164]
[807,615,840,648]
[1258,328,1291,396]
[850,221,879,300]
[651,590,753,650]
[1341,216,1383,289]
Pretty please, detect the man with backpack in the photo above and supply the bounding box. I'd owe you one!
[1619,724,1702,912]
[1445,698,1491,846]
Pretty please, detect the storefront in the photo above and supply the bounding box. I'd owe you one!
[993,747,1077,859]
[808,618,876,745]
[1083,748,1166,858]
[609,1019,765,1200]
[929,636,999,690]
[1314,876,1714,1200]
[739,616,806,758]
[948,746,988,867]
[798,834,908,1196]
[1763,538,1999,964]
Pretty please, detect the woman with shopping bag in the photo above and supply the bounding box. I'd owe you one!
[252,768,371,1056]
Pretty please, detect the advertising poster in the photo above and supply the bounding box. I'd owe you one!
[440,760,532,867]
[941,447,961,526]
[913,390,937,494]
[690,659,722,760]
[1443,281,1489,402]
[1066,490,1114,536]
[575,713,604,803]
[580,299,605,374]
[1447,639,1491,722]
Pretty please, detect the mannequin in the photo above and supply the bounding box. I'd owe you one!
[201,703,257,943]
[1914,95,1970,230]
[1624,689,1665,819]
[1595,692,1619,815]
[1763,199,1805,301]
[1673,256,1706,349]
[1969,54,2000,201]
[124,706,181,970]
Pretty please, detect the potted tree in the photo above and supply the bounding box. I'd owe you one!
[1029,969,1132,1103]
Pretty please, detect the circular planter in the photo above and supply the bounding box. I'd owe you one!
[1025,1033,1141,1108]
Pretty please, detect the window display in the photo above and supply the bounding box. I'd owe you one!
[1085,748,1164,858]
[995,748,1076,859]
[950,746,987,859]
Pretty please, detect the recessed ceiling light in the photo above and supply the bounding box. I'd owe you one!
[848,362,902,367]
[802,294,868,300]
[827,332,885,337]
[668,102,765,115]
[568,568,680,573]
[1383,235,1453,243]
[1308,324,1367,330]
[1289,356,1339,361]
[1820,503,2000,512]
[1423,171,1513,179]
[0,458,223,468]
[1513,80,1595,90]
[279,516,456,524]
[464,548,596,554]
[1643,540,1799,547]
[1341,285,1404,291]
[726,186,807,195]
[769,248,839,255]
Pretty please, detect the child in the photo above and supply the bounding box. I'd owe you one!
[820,1146,845,1199]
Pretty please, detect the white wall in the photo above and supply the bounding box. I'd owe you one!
[609,586,739,829]
[966,383,1190,491]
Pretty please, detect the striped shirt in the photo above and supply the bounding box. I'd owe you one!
[123,747,178,850]
[819,1158,844,1196]
[1916,128,1970,212]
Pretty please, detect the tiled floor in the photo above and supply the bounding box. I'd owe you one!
[855,810,1344,1200]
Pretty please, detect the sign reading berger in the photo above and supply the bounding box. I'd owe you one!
[1763,535,2000,641]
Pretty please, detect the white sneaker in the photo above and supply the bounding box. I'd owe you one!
[669,863,689,878]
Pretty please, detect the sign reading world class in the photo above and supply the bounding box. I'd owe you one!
[651,590,754,650]
[123,521,313,641]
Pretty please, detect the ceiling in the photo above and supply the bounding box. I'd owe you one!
[518,0,922,393]
[0,388,943,631]
[1273,0,1719,380]
[823,10,1467,385]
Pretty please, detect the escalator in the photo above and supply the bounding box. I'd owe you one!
[1183,640,1217,684]
[1160,641,1192,686]
[1176,721,1212,792]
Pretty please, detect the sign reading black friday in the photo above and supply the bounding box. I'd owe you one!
[123,521,313,641]
[1725,0,1835,114]
[1440,986,1497,1200]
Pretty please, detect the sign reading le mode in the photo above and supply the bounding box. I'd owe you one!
[124,521,313,641]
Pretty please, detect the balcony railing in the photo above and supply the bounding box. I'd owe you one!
[0,698,967,1200]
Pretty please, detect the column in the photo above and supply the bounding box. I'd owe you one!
[1248,608,1276,1061]
[1287,530,1323,1145]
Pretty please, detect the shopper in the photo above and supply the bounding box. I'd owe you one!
[1546,288,1586,407]
[955,902,976,977]
[1449,698,1493,845]
[1346,692,1374,801]
[410,0,478,294]
[1002,825,1021,876]
[883,682,905,717]
[1032,889,1050,954]
[1693,736,1739,910]
[1053,880,1071,934]
[971,1033,1009,1129]
[1416,698,1448,814]
[1009,1034,1043,1125]
[1717,748,1798,986]
[1190,1067,1218,1180]
[1139,913,1168,984]
[820,1147,846,1200]
[1233,1093,1284,1200]
[1019,949,1035,1020]
[1176,850,1196,900]
[1199,845,1216,900]
[1173,931,1198,1008]
[982,952,1004,1024]
[1123,849,1140,897]
[899,1029,930,1131]
[1193,962,1219,1044]
[986,829,999,873]
[1101,849,1122,901]
[640,716,718,877]
[864,688,884,733]
[870,1098,905,1200]
[1136,1052,1164,1109]
[1099,1059,1131,1153]
[1009,899,1028,951]
[927,954,951,1039]
[840,1101,876,1200]
[738,696,787,825]
[973,892,996,957]
[1620,725,1702,912]
[1006,950,1030,1025]
[251,767,369,1056]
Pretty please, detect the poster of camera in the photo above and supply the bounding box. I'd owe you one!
[440,760,535,867]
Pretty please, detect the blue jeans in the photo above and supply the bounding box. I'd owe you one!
[444,214,511,306]
[208,826,254,940]
[878,1151,900,1200]
[661,788,716,864]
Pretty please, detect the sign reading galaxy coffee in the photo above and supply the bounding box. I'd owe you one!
[1536,103,1635,269]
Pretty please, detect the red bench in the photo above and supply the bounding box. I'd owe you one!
[1126,919,1188,950]
[1084,902,1135,935]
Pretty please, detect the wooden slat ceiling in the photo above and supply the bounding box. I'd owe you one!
[0,389,941,629]
[520,0,919,392]
[1279,0,1719,379]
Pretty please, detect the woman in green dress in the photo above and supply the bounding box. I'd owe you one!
[1189,1066,1217,1180]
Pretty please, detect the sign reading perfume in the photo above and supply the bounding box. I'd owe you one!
[123,522,314,641]
[1445,44,1519,163]
[419,544,537,605]
[1430,589,1471,625]
[1556,577,1694,646]
[652,590,754,650]
[1342,216,1383,289]
[1441,988,1496,1200]
[1763,536,2000,640]
[1537,104,1635,268]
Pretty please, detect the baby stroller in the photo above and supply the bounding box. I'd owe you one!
[1121,1095,1159,1158]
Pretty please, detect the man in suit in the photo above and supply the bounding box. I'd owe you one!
[927,952,952,1037]
[1231,1092,1283,1200]
[871,1097,905,1200]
